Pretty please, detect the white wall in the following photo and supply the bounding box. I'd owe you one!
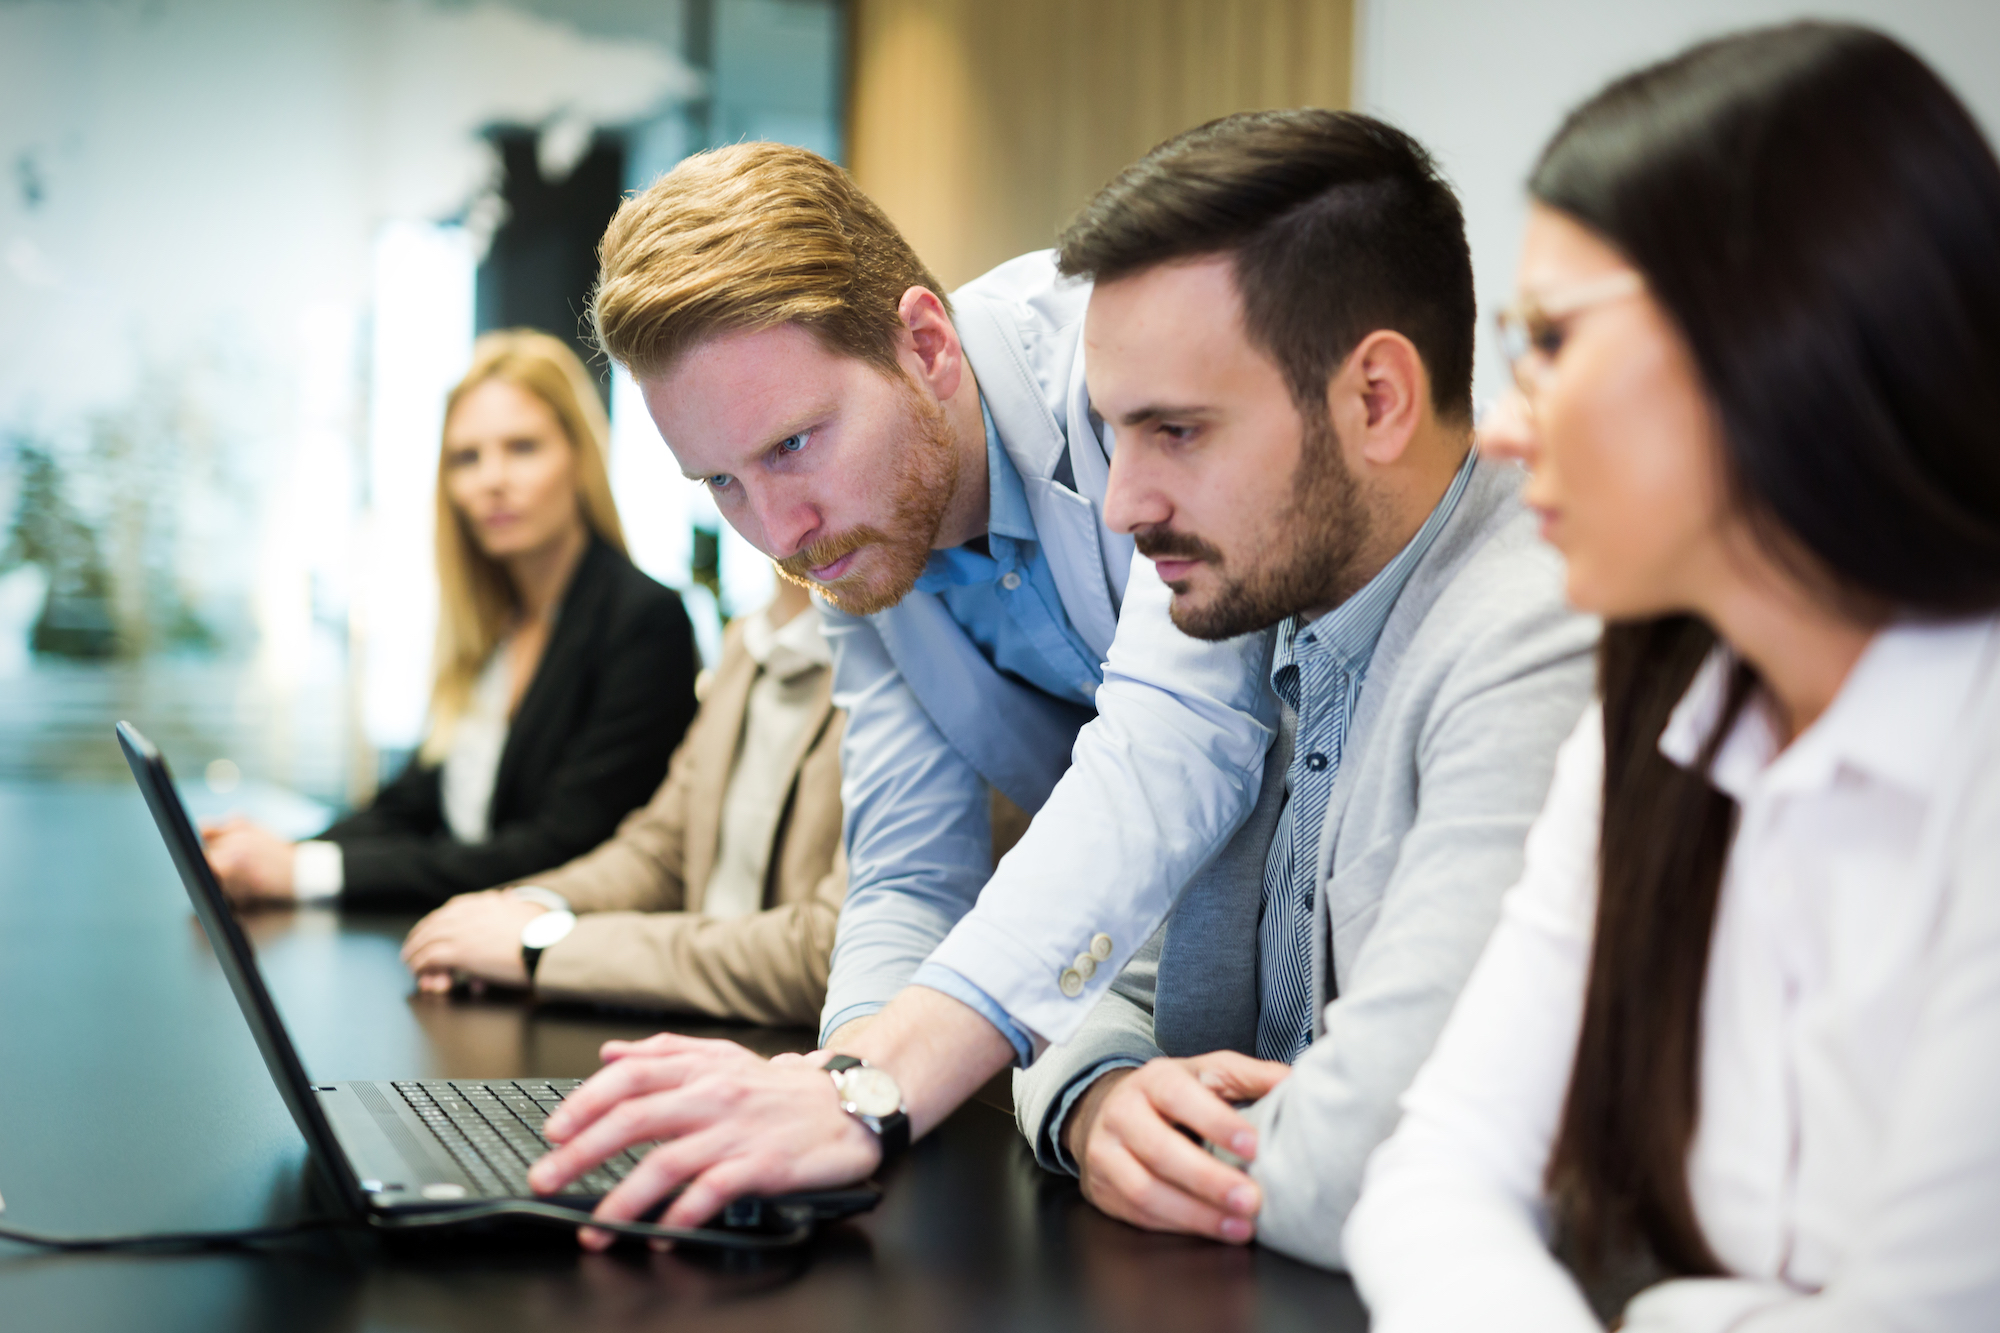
[1356,1,2000,412]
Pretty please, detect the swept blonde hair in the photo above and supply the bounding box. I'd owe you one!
[591,141,948,379]
[422,330,626,763]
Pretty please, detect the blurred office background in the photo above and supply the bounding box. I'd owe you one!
[2,0,1994,823]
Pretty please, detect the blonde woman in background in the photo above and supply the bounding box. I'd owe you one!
[205,330,698,908]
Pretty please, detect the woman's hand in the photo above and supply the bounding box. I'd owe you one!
[201,817,298,904]
[401,890,549,992]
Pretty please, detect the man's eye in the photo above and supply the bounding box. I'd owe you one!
[779,432,807,454]
[707,474,733,491]
[1529,319,1565,358]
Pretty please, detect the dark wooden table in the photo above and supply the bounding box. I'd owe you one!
[0,781,1369,1332]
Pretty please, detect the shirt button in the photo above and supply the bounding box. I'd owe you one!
[1059,968,1085,997]
[1305,752,1329,771]
[1071,952,1098,980]
[1000,571,1023,591]
[1090,933,1113,961]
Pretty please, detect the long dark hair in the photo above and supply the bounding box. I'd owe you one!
[1532,23,2000,1274]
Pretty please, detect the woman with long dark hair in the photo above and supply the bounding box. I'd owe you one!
[1346,24,2000,1330]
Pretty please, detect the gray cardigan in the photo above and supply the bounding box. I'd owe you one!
[1013,456,1598,1270]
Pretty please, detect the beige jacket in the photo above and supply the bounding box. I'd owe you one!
[526,618,845,1025]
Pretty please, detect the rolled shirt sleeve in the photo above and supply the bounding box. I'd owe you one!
[820,553,1276,1053]
[819,603,1002,1043]
[924,553,1277,1048]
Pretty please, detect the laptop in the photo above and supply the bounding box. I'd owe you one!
[115,721,877,1244]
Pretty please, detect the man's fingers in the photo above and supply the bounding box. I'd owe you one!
[1113,1092,1260,1217]
[543,1046,742,1141]
[1141,1062,1260,1162]
[1085,1136,1247,1242]
[532,1075,736,1192]
[415,970,454,994]
[658,1150,785,1230]
[598,1032,744,1064]
[573,1124,733,1247]
[1185,1050,1292,1105]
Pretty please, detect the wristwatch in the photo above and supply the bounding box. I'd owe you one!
[519,908,576,980]
[823,1055,910,1166]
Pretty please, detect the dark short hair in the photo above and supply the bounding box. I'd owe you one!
[1058,108,1476,424]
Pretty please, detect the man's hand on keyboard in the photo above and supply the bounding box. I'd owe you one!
[527,1034,879,1248]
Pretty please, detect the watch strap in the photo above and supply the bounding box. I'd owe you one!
[875,1107,911,1164]
[519,909,577,982]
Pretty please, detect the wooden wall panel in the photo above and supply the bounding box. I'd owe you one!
[847,0,1354,289]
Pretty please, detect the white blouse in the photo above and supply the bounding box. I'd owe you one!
[294,638,515,901]
[440,638,515,845]
[1346,616,2000,1332]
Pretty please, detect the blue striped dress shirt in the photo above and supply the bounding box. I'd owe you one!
[1255,450,1475,1061]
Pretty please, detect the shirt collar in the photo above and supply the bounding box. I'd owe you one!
[982,396,1037,545]
[1660,615,1998,802]
[1273,446,1477,685]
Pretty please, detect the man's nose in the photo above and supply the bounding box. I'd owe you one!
[1102,444,1171,537]
[746,482,821,560]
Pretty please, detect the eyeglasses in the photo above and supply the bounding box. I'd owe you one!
[1494,270,1644,396]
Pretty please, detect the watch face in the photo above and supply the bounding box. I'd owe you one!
[520,910,577,950]
[840,1066,902,1118]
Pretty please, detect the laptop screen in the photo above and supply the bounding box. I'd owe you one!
[115,721,360,1209]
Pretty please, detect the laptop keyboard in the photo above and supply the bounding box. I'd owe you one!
[392,1079,657,1199]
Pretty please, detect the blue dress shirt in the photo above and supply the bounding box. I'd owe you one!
[907,401,1105,709]
[844,401,1103,1062]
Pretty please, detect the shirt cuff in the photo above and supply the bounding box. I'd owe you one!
[1048,1056,1146,1176]
[292,840,344,902]
[910,963,1038,1068]
[820,1001,887,1048]
[1621,1278,1796,1332]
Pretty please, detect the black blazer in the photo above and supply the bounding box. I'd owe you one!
[321,536,698,908]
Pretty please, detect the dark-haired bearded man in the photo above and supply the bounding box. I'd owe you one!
[1010,110,1596,1269]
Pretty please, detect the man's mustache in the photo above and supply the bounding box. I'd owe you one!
[1133,528,1224,565]
[775,526,890,582]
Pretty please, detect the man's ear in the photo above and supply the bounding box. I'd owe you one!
[1327,330,1428,466]
[898,286,965,400]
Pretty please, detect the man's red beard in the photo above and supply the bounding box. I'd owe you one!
[774,381,960,617]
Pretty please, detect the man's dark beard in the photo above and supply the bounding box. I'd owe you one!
[1136,415,1374,641]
